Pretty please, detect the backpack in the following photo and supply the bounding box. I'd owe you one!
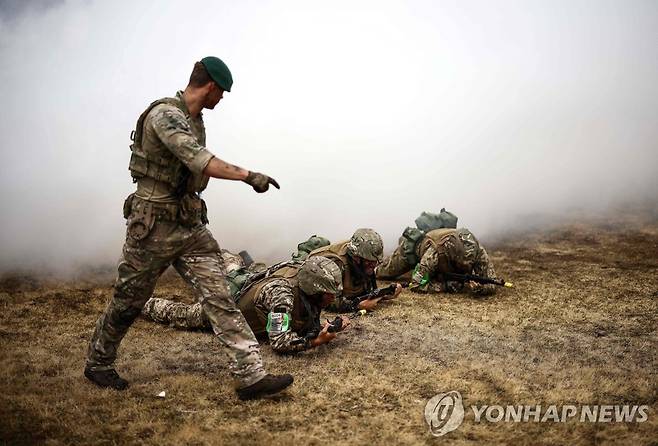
[291,235,331,261]
[414,208,458,232]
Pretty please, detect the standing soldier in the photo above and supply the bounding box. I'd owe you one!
[308,228,402,312]
[85,57,293,400]
[143,256,350,353]
[377,227,499,296]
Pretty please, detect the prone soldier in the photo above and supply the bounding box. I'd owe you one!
[377,227,500,296]
[308,228,402,312]
[142,256,349,353]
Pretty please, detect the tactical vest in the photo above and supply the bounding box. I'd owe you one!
[128,97,190,193]
[418,228,459,258]
[237,265,313,338]
[418,228,478,276]
[309,241,371,298]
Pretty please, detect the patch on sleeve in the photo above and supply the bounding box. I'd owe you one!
[413,264,430,286]
[266,312,290,335]
[156,108,191,132]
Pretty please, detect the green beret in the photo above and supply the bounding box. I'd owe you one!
[200,56,233,92]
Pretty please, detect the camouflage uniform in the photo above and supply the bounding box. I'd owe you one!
[377,234,415,279]
[141,249,265,330]
[141,248,246,330]
[377,209,458,280]
[143,258,341,354]
[86,91,266,388]
[408,228,498,295]
[308,229,382,312]
[142,234,328,332]
[221,249,246,273]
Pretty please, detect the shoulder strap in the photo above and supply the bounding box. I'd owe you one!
[237,260,302,301]
[130,97,182,149]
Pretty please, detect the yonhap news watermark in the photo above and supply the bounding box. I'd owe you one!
[424,391,650,437]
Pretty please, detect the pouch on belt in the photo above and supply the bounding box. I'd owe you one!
[124,194,156,241]
[178,194,208,227]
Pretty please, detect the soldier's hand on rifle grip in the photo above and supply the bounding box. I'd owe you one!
[392,283,403,299]
[338,315,351,331]
[464,280,480,293]
[310,323,337,347]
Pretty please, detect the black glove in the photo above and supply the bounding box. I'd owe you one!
[244,171,280,193]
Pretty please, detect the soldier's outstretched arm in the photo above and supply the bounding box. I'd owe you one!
[149,104,278,193]
[308,322,337,347]
[409,246,440,293]
[203,158,279,193]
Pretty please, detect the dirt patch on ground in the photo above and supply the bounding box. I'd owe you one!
[1,212,657,445]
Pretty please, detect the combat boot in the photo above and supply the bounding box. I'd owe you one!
[236,373,294,400]
[84,367,129,390]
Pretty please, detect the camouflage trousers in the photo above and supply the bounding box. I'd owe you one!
[86,221,266,388]
[142,298,209,330]
[141,247,265,330]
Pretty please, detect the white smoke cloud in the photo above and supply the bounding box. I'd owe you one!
[0,0,656,272]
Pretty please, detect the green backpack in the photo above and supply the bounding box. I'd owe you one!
[401,209,459,265]
[226,268,253,298]
[291,235,331,261]
[414,208,458,232]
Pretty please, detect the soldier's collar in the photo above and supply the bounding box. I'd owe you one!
[175,90,203,119]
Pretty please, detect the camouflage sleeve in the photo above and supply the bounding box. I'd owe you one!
[471,246,498,296]
[410,245,440,293]
[255,279,309,353]
[149,104,214,174]
[376,242,411,279]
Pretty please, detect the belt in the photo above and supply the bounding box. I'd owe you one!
[132,196,179,222]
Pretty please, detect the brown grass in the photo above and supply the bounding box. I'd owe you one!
[1,211,657,445]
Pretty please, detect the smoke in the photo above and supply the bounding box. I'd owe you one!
[1,0,657,273]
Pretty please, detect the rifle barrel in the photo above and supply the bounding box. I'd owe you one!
[442,272,511,287]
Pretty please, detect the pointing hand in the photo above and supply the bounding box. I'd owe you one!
[244,171,280,193]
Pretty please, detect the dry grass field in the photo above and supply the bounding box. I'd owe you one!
[1,209,657,445]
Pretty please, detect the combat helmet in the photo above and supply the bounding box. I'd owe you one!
[346,228,383,262]
[298,256,343,296]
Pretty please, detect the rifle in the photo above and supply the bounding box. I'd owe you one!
[441,272,513,288]
[290,311,366,346]
[290,316,342,346]
[347,283,408,311]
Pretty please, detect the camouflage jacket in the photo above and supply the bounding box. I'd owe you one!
[308,241,376,312]
[411,228,498,295]
[245,278,321,353]
[132,91,215,203]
